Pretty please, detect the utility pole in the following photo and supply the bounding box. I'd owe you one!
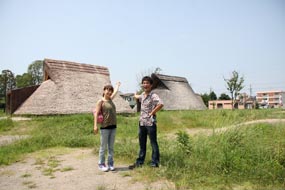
[249,84,252,98]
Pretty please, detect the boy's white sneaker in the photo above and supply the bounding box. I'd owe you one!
[109,165,115,171]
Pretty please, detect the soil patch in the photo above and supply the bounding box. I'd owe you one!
[0,148,174,190]
[0,117,32,121]
[0,135,29,146]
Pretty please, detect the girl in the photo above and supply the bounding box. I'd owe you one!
[93,82,121,172]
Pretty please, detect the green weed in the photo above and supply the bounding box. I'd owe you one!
[61,166,74,172]
[21,173,32,178]
[0,118,14,132]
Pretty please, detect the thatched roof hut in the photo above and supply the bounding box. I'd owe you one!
[14,59,133,115]
[151,73,206,110]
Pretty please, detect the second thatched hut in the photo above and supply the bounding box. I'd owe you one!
[151,73,206,110]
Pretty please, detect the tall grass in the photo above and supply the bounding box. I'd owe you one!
[0,110,6,117]
[0,109,285,189]
[159,124,285,189]
[158,109,284,130]
[0,114,98,164]
[0,118,14,132]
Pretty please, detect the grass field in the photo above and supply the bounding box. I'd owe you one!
[0,109,285,189]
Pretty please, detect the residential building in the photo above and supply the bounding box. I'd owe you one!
[256,90,285,109]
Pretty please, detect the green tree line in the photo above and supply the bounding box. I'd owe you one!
[0,60,43,111]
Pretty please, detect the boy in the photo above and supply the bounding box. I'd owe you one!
[130,76,163,168]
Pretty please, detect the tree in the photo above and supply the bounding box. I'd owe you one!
[201,90,218,107]
[14,60,43,88]
[0,70,16,95]
[153,67,162,74]
[224,70,245,109]
[28,60,43,85]
[0,70,16,112]
[16,73,33,88]
[219,93,231,100]
[201,93,210,107]
[209,91,217,100]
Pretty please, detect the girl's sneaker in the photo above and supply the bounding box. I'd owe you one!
[98,164,108,172]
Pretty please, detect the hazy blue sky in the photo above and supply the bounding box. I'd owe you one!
[0,0,284,96]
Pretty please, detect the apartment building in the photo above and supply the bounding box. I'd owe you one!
[256,90,285,109]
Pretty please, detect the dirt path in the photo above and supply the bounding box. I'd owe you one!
[0,116,174,190]
[0,148,173,190]
[0,135,29,146]
[0,116,32,121]
[185,118,285,136]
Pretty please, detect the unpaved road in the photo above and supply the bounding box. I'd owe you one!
[0,148,173,190]
[0,116,174,190]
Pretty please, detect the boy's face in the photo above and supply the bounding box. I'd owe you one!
[142,80,152,92]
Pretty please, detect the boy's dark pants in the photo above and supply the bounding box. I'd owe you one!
[136,124,160,165]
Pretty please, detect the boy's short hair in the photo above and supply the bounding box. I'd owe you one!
[141,76,153,85]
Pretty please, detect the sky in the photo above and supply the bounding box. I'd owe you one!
[0,0,284,96]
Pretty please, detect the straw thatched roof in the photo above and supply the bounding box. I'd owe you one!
[151,73,206,110]
[14,59,133,115]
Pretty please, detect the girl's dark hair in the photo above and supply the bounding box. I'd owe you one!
[141,76,153,84]
[104,85,114,91]
[103,85,114,96]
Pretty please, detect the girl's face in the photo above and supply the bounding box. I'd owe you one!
[142,80,152,92]
[104,89,113,99]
